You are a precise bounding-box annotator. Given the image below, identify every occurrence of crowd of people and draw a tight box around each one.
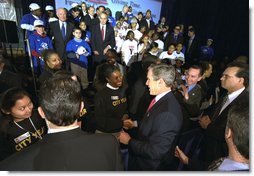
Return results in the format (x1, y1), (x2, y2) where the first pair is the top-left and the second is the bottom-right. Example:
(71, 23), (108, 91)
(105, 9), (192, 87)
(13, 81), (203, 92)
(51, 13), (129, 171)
(0, 2), (249, 171)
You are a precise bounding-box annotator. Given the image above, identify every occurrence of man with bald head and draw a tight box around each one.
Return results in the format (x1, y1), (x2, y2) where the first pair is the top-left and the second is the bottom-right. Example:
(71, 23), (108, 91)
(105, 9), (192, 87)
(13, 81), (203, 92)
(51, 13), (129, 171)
(49, 8), (74, 70)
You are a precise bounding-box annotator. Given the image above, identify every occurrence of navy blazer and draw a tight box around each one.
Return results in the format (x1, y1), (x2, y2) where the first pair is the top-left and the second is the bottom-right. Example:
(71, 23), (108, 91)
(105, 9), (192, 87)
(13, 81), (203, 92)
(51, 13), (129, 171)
(0, 128), (123, 171)
(129, 91), (183, 170)
(49, 20), (74, 60)
(203, 89), (249, 165)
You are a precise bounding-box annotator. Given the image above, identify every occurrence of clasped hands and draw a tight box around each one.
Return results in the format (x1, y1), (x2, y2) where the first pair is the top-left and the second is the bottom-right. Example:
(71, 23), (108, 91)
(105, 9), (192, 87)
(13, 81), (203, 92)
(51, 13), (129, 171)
(118, 115), (135, 144)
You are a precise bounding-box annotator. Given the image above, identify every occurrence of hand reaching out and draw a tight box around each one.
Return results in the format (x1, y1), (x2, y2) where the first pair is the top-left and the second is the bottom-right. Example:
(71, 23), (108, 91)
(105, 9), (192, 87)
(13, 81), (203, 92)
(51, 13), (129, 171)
(175, 146), (189, 165)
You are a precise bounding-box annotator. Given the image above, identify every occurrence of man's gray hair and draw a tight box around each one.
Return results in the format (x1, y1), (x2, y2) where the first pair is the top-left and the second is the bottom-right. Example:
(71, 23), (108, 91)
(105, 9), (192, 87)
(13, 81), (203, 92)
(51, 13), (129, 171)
(149, 64), (175, 87)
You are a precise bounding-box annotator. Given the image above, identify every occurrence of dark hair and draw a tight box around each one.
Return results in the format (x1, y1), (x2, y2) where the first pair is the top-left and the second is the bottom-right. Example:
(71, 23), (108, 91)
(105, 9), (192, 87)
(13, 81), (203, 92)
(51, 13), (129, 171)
(103, 64), (120, 80)
(125, 30), (134, 40)
(81, 2), (87, 7)
(189, 64), (203, 77)
(71, 7), (80, 14)
(227, 61), (249, 87)
(105, 7), (112, 16)
(39, 73), (82, 126)
(53, 70), (75, 78)
(142, 54), (159, 72)
(149, 42), (158, 50)
(42, 49), (59, 62)
(97, 5), (105, 11)
(199, 61), (210, 74)
(138, 12), (143, 16)
(72, 26), (82, 32)
(106, 49), (117, 59)
(0, 87), (31, 114)
(41, 49), (61, 71)
(227, 102), (249, 159)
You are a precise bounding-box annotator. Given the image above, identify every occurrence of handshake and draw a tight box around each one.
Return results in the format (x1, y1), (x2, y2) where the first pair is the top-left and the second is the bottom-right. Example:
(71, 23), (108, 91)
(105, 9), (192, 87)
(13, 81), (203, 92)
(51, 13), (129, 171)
(122, 114), (137, 129)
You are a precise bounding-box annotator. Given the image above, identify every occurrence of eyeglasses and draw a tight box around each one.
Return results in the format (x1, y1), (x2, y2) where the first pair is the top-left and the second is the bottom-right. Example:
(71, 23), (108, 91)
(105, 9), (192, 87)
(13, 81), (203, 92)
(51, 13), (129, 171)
(221, 74), (235, 79)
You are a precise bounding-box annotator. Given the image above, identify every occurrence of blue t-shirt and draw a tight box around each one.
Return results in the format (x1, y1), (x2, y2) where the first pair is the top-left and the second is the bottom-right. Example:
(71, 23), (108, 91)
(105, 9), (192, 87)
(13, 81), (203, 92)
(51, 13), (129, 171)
(66, 38), (91, 68)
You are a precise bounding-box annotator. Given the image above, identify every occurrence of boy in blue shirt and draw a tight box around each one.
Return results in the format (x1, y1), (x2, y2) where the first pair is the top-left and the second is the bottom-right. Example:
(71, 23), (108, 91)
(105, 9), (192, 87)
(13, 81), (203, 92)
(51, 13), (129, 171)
(28, 19), (53, 76)
(66, 27), (91, 90)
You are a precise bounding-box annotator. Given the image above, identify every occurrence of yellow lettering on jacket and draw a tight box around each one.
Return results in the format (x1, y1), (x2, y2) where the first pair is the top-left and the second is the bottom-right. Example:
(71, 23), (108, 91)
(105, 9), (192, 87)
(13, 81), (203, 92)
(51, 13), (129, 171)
(15, 136), (32, 151)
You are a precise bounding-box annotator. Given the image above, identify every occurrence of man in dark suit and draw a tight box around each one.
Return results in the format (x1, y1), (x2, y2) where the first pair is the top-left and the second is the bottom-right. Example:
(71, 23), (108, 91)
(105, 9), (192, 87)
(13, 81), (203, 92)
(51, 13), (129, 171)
(185, 27), (200, 64)
(0, 72), (123, 171)
(174, 65), (204, 132)
(175, 61), (249, 170)
(49, 8), (74, 70)
(164, 24), (184, 50)
(91, 12), (115, 79)
(81, 6), (95, 31)
(119, 64), (183, 171)
(139, 9), (155, 31)
(115, 5), (129, 21)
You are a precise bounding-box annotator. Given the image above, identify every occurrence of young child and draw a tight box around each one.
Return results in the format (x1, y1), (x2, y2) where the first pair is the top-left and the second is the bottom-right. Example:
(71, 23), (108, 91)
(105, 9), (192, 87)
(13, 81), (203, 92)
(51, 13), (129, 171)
(173, 43), (185, 62)
(114, 29), (124, 54)
(159, 43), (177, 65)
(121, 30), (138, 67)
(28, 19), (53, 76)
(66, 27), (91, 90)
(148, 42), (160, 57)
(79, 20), (91, 43)
(137, 35), (150, 61)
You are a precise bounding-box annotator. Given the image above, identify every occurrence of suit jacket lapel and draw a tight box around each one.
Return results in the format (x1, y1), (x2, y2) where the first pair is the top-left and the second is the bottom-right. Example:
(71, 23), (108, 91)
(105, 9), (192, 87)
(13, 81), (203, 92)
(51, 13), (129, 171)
(213, 90), (247, 121)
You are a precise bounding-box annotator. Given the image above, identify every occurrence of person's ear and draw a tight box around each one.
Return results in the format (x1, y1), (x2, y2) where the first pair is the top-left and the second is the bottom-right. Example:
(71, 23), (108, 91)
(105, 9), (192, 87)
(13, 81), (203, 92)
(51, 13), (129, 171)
(1, 108), (10, 115)
(239, 77), (244, 84)
(38, 107), (46, 119)
(225, 127), (232, 140)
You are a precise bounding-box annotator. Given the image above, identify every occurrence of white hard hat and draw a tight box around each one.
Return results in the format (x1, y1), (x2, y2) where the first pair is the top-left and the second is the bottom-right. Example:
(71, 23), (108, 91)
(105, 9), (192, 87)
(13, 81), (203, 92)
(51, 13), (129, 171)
(71, 2), (79, 8)
(45, 5), (54, 11)
(29, 3), (40, 11)
(34, 19), (44, 27)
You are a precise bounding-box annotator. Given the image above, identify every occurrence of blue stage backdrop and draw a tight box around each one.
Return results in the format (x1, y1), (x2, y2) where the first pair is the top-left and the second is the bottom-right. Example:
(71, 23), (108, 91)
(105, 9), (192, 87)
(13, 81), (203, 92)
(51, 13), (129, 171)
(55, 0), (162, 23)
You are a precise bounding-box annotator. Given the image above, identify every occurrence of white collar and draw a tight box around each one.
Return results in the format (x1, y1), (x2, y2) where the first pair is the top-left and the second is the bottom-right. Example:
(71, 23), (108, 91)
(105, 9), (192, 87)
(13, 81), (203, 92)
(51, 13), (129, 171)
(59, 20), (66, 26)
(100, 23), (106, 28)
(155, 90), (171, 103)
(106, 83), (119, 90)
(32, 14), (39, 19)
(228, 87), (245, 103)
(47, 125), (79, 134)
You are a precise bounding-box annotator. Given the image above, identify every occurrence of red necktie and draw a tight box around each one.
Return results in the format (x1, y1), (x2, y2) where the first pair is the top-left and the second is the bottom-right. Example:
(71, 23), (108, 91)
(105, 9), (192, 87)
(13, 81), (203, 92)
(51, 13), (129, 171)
(101, 25), (104, 41)
(147, 98), (156, 112)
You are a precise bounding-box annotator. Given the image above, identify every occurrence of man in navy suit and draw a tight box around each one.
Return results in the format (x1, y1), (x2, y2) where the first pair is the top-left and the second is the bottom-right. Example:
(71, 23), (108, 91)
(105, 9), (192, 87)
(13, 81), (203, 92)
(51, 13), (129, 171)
(175, 61), (249, 170)
(119, 64), (183, 171)
(0, 72), (123, 171)
(91, 11), (115, 79)
(49, 8), (74, 70)
(139, 9), (155, 31)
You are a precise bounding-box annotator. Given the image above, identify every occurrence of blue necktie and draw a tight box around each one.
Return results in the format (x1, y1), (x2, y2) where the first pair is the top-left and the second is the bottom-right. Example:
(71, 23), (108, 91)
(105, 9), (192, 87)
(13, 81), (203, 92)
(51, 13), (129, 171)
(61, 23), (65, 39)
